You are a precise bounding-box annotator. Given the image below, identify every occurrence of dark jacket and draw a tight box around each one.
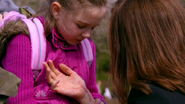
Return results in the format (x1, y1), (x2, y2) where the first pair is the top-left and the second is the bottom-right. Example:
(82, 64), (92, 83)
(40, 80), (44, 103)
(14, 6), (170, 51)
(128, 83), (185, 104)
(0, 67), (21, 104)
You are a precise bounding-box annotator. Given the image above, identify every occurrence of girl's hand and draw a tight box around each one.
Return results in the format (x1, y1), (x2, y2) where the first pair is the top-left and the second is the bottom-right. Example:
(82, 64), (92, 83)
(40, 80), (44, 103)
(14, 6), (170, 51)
(43, 60), (97, 104)
(0, 12), (8, 22)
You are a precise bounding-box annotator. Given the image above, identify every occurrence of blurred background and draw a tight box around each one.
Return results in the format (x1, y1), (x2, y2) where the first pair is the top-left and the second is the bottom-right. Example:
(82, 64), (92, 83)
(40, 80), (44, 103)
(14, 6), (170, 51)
(11, 0), (185, 103)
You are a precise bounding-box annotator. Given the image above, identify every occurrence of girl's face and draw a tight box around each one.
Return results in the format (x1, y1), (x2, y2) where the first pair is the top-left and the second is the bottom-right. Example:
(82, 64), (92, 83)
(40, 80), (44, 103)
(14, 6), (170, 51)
(56, 6), (105, 45)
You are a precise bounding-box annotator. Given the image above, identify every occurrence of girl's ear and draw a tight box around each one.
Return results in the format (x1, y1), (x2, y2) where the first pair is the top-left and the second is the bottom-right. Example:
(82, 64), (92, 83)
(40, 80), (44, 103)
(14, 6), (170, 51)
(52, 2), (62, 20)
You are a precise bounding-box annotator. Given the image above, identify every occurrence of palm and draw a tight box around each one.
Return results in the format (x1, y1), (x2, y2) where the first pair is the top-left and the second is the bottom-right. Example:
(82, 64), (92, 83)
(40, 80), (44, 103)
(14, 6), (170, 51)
(43, 60), (104, 104)
(54, 70), (86, 99)
(43, 60), (86, 100)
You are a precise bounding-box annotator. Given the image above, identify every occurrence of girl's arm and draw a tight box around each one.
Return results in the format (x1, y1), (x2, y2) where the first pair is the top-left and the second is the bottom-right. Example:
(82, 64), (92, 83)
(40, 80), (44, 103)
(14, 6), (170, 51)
(2, 34), (37, 103)
(43, 60), (103, 104)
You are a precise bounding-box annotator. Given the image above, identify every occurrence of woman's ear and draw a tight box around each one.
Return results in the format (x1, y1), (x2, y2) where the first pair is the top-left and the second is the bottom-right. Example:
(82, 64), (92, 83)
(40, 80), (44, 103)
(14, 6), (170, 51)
(52, 2), (62, 20)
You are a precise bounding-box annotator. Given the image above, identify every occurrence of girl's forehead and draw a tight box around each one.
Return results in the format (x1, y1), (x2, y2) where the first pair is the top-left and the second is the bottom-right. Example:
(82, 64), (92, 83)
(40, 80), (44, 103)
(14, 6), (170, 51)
(74, 7), (105, 24)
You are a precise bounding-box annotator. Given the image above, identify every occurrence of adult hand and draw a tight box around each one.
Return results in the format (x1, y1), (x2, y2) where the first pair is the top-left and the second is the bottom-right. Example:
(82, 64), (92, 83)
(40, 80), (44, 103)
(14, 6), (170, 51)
(43, 60), (97, 104)
(95, 98), (104, 104)
(0, 12), (8, 22)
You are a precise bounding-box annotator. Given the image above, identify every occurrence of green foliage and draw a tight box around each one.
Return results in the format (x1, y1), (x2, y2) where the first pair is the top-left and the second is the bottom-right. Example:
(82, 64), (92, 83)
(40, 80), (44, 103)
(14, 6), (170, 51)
(96, 66), (109, 80)
(96, 52), (110, 72)
(95, 51), (110, 81)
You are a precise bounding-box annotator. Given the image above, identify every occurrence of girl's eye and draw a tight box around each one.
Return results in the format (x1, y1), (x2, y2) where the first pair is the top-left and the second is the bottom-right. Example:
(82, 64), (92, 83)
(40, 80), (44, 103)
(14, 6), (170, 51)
(91, 27), (95, 30)
(77, 24), (85, 29)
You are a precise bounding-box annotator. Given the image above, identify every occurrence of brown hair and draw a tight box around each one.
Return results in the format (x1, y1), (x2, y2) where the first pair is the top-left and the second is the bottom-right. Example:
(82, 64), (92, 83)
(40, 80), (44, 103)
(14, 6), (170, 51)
(44, 0), (107, 37)
(109, 0), (185, 103)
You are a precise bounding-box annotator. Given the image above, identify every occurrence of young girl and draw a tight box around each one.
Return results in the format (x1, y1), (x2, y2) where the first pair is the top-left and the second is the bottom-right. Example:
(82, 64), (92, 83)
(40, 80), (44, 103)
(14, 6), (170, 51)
(43, 0), (185, 104)
(0, 0), (107, 103)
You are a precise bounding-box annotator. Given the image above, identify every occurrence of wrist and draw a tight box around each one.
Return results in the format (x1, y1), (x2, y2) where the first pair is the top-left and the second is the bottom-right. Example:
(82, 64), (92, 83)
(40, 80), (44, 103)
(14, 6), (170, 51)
(76, 87), (95, 104)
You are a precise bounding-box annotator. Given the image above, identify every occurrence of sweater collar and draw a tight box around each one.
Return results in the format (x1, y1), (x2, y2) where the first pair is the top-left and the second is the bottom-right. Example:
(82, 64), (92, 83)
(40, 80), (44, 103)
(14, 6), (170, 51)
(51, 28), (77, 50)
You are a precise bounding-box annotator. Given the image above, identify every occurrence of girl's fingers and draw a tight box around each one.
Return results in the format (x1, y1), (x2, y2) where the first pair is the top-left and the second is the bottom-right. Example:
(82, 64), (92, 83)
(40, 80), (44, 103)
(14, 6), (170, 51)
(50, 79), (60, 90)
(43, 62), (55, 84)
(59, 63), (74, 76)
(3, 12), (8, 18)
(0, 12), (8, 22)
(48, 60), (60, 76)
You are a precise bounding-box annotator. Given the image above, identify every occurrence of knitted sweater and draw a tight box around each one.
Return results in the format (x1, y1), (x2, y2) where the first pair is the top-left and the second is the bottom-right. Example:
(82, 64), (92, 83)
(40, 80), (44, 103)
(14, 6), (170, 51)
(2, 17), (104, 104)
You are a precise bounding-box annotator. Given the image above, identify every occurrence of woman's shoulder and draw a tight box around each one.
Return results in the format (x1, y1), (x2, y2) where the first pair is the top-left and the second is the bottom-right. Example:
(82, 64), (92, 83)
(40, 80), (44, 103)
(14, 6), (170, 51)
(128, 83), (185, 104)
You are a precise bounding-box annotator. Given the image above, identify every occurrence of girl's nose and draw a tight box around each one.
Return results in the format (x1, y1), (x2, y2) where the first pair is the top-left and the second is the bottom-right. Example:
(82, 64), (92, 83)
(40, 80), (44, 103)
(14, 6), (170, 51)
(82, 29), (91, 38)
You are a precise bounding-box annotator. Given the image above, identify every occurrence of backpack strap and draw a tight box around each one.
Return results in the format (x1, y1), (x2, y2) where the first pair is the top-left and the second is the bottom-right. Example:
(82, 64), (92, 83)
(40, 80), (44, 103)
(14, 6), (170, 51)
(22, 18), (46, 79)
(81, 38), (93, 68)
(0, 11), (46, 79)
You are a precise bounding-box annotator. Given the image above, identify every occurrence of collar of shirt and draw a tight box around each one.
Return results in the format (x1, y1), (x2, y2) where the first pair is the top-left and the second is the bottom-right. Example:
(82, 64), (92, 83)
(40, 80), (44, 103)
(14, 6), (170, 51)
(51, 29), (77, 51)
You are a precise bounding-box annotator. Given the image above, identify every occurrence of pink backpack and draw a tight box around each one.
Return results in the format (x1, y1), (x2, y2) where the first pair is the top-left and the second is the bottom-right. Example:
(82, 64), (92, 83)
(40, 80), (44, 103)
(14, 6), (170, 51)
(0, 11), (93, 79)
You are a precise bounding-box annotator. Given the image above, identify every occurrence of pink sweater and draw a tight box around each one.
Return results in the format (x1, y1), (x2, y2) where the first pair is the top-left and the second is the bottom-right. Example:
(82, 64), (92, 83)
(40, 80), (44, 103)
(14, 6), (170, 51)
(2, 17), (104, 104)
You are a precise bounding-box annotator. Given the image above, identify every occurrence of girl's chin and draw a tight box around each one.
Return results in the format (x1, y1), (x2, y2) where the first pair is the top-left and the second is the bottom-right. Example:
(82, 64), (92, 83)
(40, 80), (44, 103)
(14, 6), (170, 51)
(67, 41), (79, 45)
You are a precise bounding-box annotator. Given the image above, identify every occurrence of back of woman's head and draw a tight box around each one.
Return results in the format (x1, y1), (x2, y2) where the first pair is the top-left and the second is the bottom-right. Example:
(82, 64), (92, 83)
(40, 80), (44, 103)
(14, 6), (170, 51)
(109, 0), (185, 103)
(44, 0), (107, 36)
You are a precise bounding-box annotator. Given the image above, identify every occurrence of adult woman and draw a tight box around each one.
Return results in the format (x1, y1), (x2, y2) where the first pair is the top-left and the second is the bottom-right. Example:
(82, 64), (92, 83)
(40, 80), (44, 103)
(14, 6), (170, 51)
(109, 0), (185, 103)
